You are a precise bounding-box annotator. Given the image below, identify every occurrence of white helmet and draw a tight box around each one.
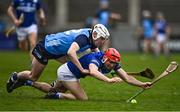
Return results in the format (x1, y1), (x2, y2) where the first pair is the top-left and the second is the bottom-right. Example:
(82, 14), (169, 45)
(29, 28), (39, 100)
(92, 24), (110, 40)
(142, 10), (151, 18)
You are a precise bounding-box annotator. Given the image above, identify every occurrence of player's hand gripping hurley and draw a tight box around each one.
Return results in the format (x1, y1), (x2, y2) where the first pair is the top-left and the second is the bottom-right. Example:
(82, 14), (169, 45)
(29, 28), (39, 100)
(126, 61), (179, 102)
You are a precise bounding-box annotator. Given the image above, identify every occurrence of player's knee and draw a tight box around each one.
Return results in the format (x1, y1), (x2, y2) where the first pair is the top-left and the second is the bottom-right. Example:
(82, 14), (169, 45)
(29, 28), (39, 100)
(19, 43), (28, 51)
(81, 96), (88, 101)
(83, 96), (88, 101)
(30, 77), (38, 81)
(77, 95), (88, 101)
(29, 75), (39, 81)
(19, 44), (25, 50)
(30, 43), (36, 49)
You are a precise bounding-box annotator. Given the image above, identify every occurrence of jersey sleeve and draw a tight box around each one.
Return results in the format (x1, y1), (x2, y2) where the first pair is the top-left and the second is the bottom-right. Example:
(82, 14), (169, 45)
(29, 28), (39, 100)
(74, 34), (89, 48)
(114, 63), (121, 71)
(90, 59), (101, 67)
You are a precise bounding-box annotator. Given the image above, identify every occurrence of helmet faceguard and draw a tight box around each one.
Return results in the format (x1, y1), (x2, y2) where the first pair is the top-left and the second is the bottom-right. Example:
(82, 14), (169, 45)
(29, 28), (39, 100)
(92, 24), (110, 40)
(103, 48), (121, 63)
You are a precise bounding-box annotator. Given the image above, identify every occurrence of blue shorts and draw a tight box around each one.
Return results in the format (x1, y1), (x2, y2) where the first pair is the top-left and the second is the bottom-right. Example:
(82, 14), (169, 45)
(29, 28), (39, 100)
(32, 40), (65, 65)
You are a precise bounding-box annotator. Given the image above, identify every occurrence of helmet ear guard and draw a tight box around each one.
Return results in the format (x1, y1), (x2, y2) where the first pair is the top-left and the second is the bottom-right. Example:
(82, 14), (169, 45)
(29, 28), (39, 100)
(104, 48), (121, 63)
(92, 24), (110, 40)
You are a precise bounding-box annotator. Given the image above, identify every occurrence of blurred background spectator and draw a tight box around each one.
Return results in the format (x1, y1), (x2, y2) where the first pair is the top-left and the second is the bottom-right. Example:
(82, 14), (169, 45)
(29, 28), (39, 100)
(141, 10), (154, 54)
(6, 0), (46, 60)
(154, 12), (171, 57)
(84, 0), (121, 51)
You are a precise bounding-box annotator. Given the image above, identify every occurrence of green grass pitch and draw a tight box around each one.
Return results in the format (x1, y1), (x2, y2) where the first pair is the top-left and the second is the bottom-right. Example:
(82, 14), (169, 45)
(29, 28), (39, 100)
(0, 51), (180, 111)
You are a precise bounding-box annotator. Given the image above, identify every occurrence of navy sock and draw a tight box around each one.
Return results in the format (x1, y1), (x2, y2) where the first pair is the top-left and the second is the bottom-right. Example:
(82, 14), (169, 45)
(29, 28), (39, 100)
(24, 80), (33, 86)
(54, 92), (61, 99)
(50, 92), (61, 99)
(12, 74), (18, 80)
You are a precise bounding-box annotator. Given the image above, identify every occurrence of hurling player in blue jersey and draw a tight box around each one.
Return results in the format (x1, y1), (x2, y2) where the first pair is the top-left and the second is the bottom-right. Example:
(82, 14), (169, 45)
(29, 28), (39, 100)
(14, 48), (151, 100)
(7, 0), (46, 60)
(6, 24), (111, 93)
(154, 12), (171, 57)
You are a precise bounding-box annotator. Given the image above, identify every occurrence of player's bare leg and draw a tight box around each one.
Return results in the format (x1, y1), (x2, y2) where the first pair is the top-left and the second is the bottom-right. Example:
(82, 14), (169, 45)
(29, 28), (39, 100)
(155, 42), (160, 56)
(143, 39), (153, 54)
(25, 79), (75, 99)
(48, 81), (77, 100)
(61, 81), (88, 100)
(143, 39), (148, 53)
(18, 58), (46, 81)
(163, 41), (169, 57)
(52, 80), (68, 93)
(28, 80), (68, 93)
(45, 81), (88, 100)
(6, 58), (46, 93)
(58, 93), (77, 100)
(28, 32), (37, 60)
(18, 39), (29, 51)
(31, 82), (53, 93)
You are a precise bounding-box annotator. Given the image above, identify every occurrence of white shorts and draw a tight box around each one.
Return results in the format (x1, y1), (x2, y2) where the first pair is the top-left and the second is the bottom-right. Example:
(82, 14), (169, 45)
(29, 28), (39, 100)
(57, 63), (79, 82)
(156, 34), (167, 43)
(16, 24), (38, 41)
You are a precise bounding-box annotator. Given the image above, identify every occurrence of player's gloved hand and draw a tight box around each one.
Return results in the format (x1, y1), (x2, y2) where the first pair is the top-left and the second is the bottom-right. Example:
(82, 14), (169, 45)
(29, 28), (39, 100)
(141, 82), (152, 89)
(108, 77), (122, 83)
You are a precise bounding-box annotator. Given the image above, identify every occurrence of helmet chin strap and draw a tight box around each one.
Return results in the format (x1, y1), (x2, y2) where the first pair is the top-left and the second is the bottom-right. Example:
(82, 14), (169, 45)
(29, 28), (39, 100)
(102, 57), (108, 63)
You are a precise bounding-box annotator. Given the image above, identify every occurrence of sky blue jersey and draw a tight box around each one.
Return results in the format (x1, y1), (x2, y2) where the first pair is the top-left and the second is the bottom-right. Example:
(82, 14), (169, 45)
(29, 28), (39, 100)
(44, 28), (97, 55)
(67, 52), (121, 79)
(142, 19), (154, 39)
(96, 9), (110, 28)
(12, 0), (42, 27)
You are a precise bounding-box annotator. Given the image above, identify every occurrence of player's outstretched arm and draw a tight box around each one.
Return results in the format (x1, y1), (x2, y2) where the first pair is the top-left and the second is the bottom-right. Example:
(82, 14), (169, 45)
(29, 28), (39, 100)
(112, 68), (155, 79)
(116, 68), (151, 89)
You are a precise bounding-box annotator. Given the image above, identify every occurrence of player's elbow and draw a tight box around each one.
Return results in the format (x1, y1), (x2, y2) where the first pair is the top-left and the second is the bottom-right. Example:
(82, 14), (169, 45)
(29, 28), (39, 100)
(7, 7), (11, 15)
(67, 49), (74, 57)
(7, 6), (12, 14)
(89, 64), (99, 77)
(89, 69), (96, 76)
(67, 52), (72, 59)
(39, 9), (45, 18)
